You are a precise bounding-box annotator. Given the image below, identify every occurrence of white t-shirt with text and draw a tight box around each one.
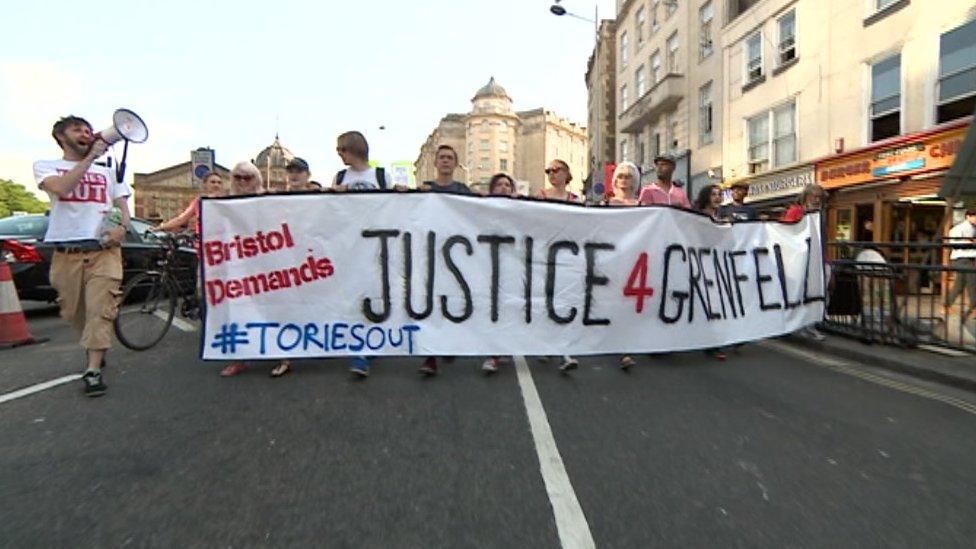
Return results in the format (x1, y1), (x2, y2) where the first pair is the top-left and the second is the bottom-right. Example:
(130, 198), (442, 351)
(33, 159), (132, 242)
(948, 219), (976, 260)
(332, 167), (392, 191)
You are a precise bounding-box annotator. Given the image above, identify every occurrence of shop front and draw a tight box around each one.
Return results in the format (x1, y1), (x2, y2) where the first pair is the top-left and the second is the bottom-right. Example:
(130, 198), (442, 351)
(817, 119), (970, 250)
(740, 164), (816, 218)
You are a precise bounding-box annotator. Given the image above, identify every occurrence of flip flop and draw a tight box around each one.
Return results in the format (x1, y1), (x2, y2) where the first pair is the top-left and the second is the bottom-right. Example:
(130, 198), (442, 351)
(270, 361), (291, 378)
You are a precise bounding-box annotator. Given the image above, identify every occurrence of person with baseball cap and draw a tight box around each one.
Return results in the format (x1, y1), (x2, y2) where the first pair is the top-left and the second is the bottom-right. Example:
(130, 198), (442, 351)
(637, 154), (691, 208)
(718, 181), (758, 221)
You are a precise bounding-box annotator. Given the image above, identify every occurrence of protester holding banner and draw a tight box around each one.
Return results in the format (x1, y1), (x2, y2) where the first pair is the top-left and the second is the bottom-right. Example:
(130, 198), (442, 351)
(693, 184), (726, 221)
(607, 162), (639, 206)
(717, 182), (758, 221)
(420, 145), (473, 194)
(782, 183), (829, 341)
(332, 131), (392, 191)
(34, 115), (132, 397)
(218, 162), (297, 377)
(480, 173), (520, 374)
(536, 159), (581, 373)
(537, 159), (580, 203)
(284, 157), (314, 192)
(637, 155), (691, 208)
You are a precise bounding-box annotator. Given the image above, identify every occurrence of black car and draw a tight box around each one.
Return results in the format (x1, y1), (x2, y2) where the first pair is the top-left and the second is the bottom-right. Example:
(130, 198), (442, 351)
(0, 213), (197, 302)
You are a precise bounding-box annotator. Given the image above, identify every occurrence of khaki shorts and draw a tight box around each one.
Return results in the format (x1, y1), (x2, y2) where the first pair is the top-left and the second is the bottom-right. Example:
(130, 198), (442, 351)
(49, 247), (123, 350)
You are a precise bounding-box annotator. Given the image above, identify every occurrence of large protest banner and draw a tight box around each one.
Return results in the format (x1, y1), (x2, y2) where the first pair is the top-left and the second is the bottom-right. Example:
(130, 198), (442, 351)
(199, 192), (824, 359)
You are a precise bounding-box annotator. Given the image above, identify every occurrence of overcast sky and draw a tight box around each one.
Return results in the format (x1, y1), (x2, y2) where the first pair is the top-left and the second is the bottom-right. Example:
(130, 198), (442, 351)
(1, 0), (616, 199)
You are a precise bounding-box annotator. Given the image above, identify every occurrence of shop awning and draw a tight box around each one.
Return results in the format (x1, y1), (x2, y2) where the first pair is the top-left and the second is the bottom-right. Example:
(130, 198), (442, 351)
(940, 110), (976, 199)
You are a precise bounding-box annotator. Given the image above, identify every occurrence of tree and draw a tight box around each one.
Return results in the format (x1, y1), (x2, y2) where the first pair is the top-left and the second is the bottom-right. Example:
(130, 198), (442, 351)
(0, 179), (50, 218)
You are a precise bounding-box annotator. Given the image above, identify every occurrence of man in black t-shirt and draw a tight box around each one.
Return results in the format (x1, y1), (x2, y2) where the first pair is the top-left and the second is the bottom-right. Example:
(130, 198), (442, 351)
(421, 145), (473, 195)
(717, 182), (758, 221)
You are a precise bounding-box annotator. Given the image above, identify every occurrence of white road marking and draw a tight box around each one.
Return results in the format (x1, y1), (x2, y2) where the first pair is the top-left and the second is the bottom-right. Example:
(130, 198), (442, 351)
(760, 340), (976, 416)
(151, 310), (196, 332)
(0, 374), (82, 405)
(513, 355), (596, 549)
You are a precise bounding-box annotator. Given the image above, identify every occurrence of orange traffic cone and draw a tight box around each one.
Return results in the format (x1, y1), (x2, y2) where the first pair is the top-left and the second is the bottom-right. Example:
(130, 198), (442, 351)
(0, 259), (45, 348)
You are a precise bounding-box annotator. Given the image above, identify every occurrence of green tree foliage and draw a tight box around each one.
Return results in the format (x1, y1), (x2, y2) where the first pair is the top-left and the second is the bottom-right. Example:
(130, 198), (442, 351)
(0, 179), (50, 218)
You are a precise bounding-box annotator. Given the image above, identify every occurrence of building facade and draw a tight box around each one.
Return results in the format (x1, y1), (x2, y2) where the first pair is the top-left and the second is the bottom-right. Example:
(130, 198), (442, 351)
(720, 0), (976, 233)
(612, 0), (726, 197)
(586, 19), (618, 196)
(133, 137), (298, 223)
(416, 78), (589, 195)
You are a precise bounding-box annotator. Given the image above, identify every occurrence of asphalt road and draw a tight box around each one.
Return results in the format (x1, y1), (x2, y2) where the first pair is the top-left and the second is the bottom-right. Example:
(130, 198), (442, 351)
(2, 304), (975, 548)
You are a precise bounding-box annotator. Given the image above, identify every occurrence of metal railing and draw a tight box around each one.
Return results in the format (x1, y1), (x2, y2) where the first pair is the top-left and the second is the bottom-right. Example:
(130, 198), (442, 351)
(824, 241), (976, 353)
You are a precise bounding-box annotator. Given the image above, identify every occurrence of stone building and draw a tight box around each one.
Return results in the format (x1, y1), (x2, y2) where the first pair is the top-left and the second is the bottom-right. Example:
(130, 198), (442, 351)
(586, 19), (618, 197)
(133, 137), (296, 223)
(611, 0), (726, 197)
(415, 78), (589, 195)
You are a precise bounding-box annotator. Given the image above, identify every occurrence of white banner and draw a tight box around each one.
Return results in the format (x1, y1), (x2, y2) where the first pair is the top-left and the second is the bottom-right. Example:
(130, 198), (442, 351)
(200, 193), (825, 359)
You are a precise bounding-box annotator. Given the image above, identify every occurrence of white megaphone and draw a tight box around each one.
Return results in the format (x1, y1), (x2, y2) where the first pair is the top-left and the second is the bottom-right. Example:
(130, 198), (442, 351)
(96, 108), (148, 145)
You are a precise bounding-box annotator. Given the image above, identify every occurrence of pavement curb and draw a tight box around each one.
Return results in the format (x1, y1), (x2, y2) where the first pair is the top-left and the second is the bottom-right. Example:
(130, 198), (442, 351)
(782, 333), (976, 393)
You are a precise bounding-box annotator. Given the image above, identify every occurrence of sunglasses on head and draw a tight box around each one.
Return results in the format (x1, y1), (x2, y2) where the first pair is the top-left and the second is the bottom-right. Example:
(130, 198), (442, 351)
(232, 174), (253, 181)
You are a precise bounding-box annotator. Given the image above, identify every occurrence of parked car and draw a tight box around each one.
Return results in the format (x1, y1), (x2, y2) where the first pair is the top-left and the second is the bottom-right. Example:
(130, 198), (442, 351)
(0, 213), (197, 302)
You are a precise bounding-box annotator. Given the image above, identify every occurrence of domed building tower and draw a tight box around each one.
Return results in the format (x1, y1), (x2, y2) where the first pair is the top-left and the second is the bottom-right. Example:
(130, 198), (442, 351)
(253, 135), (295, 192)
(465, 77), (520, 188)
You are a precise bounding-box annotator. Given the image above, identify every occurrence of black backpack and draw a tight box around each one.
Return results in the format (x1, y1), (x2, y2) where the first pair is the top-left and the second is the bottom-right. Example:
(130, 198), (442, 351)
(335, 167), (387, 189)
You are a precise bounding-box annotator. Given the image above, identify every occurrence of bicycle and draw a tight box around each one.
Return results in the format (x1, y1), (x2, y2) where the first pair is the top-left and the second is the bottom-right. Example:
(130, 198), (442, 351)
(113, 231), (200, 350)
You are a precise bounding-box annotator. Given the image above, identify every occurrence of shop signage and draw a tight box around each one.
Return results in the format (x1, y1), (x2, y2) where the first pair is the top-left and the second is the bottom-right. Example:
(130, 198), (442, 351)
(743, 165), (815, 203)
(817, 124), (967, 189)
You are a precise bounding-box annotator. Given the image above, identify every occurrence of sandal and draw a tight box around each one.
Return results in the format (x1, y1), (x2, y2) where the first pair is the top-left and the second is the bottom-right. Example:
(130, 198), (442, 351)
(620, 356), (635, 370)
(220, 361), (247, 377)
(270, 361), (291, 378)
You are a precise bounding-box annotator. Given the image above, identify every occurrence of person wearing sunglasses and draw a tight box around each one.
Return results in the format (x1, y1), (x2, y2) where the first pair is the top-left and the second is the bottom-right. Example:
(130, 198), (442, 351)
(218, 162), (299, 378)
(606, 162), (639, 206)
(535, 159), (582, 372)
(537, 159), (580, 203)
(331, 131), (392, 191)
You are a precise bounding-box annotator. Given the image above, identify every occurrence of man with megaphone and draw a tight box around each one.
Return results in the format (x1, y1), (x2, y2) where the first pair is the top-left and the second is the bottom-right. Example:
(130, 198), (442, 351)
(33, 115), (135, 398)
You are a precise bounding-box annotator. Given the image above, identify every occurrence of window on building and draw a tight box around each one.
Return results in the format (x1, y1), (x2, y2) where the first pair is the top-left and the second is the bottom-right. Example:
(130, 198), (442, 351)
(876, 0), (899, 10)
(480, 139), (490, 151)
(699, 81), (713, 145)
(500, 158), (508, 171)
(745, 32), (764, 85)
(621, 139), (630, 162)
(729, 0), (760, 21)
(870, 53), (901, 141)
(669, 115), (679, 149)
(667, 33), (679, 73)
(499, 140), (509, 152)
(747, 100), (797, 174)
(480, 120), (490, 132)
(621, 84), (629, 111)
(653, 133), (662, 158)
(638, 139), (646, 166)
(479, 157), (490, 170)
(666, 0), (677, 18)
(651, 50), (662, 83)
(937, 19), (976, 123)
(636, 65), (647, 97)
(747, 114), (769, 174)
(636, 7), (646, 46)
(620, 31), (629, 66)
(773, 102), (796, 166)
(699, 1), (714, 60)
(777, 9), (796, 65)
(651, 0), (660, 33)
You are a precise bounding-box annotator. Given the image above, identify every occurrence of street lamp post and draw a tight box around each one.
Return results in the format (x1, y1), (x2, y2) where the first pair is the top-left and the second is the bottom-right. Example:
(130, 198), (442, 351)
(550, 1), (601, 200)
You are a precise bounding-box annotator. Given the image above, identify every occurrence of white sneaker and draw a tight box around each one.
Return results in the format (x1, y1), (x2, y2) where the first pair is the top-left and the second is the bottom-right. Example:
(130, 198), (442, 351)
(559, 356), (579, 372)
(481, 358), (499, 373)
(805, 326), (826, 341)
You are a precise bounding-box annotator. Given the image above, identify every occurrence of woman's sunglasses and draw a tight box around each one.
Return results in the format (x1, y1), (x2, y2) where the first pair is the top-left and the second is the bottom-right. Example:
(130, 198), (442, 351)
(544, 167), (563, 175)
(232, 174), (253, 181)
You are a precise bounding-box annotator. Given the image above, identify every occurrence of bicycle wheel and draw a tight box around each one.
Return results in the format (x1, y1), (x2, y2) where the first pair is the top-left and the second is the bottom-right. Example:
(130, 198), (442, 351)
(114, 272), (178, 350)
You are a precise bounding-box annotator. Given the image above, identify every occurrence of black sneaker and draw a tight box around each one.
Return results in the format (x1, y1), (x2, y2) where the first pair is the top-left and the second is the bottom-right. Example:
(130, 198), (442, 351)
(82, 370), (107, 397)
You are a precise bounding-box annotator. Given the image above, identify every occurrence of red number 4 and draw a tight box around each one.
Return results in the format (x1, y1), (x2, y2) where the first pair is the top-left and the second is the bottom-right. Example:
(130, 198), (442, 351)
(623, 252), (654, 313)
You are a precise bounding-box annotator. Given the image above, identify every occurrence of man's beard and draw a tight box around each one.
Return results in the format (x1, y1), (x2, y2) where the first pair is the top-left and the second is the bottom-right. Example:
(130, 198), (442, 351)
(67, 139), (93, 158)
